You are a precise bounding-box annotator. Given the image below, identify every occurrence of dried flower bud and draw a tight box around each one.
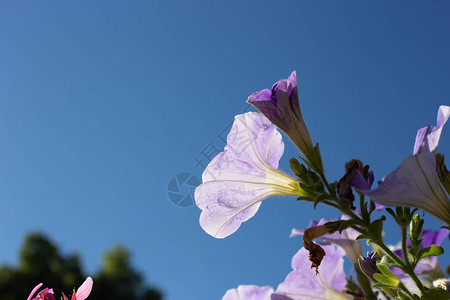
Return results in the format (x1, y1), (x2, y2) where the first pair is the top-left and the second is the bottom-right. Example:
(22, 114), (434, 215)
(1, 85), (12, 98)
(337, 159), (364, 209)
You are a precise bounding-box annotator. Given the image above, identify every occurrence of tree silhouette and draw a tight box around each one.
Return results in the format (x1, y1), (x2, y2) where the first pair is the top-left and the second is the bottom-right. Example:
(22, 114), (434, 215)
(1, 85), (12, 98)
(0, 233), (162, 300)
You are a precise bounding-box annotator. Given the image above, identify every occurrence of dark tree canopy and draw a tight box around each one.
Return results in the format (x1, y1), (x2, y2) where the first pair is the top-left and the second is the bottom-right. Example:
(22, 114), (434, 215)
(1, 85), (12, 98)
(0, 233), (162, 300)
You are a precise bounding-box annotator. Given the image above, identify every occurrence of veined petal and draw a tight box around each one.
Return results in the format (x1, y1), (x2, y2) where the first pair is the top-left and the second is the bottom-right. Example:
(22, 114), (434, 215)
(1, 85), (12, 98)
(272, 245), (350, 300)
(414, 105), (450, 154)
(195, 112), (304, 238)
(75, 277), (93, 300)
(362, 150), (450, 223)
(222, 285), (273, 300)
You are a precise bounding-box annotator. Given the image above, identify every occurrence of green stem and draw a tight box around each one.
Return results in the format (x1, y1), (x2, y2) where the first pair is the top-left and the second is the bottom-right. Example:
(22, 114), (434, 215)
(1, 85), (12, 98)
(376, 241), (425, 295)
(318, 171), (332, 196)
(401, 227), (411, 268)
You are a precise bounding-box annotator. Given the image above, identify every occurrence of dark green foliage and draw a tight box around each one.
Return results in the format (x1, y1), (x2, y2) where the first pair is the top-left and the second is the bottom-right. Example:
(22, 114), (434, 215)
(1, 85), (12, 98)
(90, 245), (162, 300)
(0, 233), (162, 300)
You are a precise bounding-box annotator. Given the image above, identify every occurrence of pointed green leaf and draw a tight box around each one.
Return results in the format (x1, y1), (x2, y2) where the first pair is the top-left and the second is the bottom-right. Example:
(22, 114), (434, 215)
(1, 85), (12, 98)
(313, 194), (328, 208)
(416, 245), (444, 262)
(380, 254), (402, 268)
(368, 216), (386, 241)
(373, 273), (399, 287)
(396, 290), (410, 300)
(338, 219), (361, 233)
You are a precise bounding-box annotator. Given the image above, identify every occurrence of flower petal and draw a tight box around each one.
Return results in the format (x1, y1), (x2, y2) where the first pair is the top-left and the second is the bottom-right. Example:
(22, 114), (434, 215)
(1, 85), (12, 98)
(414, 105), (450, 154)
(362, 150), (450, 223)
(75, 277), (93, 300)
(195, 112), (303, 238)
(222, 285), (274, 300)
(27, 283), (43, 300)
(272, 245), (350, 300)
(247, 71), (314, 157)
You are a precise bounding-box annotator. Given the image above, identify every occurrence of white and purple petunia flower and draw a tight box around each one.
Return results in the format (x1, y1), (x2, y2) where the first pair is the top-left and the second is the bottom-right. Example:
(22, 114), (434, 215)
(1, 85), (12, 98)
(272, 245), (351, 300)
(247, 71), (314, 158)
(222, 285), (274, 300)
(290, 215), (363, 264)
(358, 105), (450, 224)
(195, 112), (305, 238)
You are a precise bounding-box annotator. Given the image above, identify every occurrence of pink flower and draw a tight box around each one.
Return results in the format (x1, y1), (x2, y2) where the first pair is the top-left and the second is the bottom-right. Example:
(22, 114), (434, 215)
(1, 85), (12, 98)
(27, 277), (93, 300)
(27, 284), (56, 300)
(62, 277), (93, 300)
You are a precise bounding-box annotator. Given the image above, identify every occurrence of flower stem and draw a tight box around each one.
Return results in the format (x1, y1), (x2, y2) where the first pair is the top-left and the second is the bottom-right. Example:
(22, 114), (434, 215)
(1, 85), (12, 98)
(375, 240), (425, 295)
(401, 226), (411, 268)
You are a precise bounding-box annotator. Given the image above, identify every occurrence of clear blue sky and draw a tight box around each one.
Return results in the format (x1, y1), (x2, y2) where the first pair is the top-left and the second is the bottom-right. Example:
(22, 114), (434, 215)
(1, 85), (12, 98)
(0, 1), (449, 299)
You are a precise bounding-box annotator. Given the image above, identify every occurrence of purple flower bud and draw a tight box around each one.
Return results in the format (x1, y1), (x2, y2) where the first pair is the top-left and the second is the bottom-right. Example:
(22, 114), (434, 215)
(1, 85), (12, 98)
(247, 71), (314, 157)
(358, 252), (381, 282)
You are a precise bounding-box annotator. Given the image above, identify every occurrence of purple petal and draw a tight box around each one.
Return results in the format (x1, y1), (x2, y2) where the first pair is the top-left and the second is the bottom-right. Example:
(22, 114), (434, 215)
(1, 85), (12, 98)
(195, 112), (300, 238)
(196, 181), (266, 238)
(421, 228), (449, 248)
(360, 150), (450, 223)
(247, 71), (313, 155)
(273, 245), (349, 300)
(349, 170), (374, 191)
(223, 285), (274, 300)
(413, 105), (450, 154)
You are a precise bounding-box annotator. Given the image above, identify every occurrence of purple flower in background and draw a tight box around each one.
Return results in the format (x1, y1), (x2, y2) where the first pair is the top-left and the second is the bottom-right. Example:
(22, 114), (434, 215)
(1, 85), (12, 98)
(222, 285), (274, 300)
(272, 245), (351, 300)
(247, 71), (314, 157)
(195, 112), (305, 238)
(392, 228), (449, 278)
(290, 215), (363, 264)
(414, 106), (450, 155)
(359, 106), (450, 224)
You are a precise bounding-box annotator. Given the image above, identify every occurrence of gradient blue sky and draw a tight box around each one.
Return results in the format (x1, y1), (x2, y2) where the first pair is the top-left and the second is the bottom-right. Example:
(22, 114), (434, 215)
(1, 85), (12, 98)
(0, 1), (449, 299)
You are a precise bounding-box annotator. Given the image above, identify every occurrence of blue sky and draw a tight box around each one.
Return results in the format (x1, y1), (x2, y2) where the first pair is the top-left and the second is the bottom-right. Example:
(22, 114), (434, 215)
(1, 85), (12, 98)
(0, 1), (449, 299)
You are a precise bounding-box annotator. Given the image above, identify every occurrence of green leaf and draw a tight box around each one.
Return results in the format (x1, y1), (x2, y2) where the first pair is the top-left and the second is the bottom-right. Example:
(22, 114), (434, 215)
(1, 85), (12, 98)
(385, 208), (398, 223)
(377, 263), (397, 279)
(397, 290), (411, 300)
(416, 245), (444, 262)
(338, 219), (361, 233)
(296, 196), (314, 202)
(380, 254), (402, 268)
(368, 216), (386, 241)
(289, 157), (302, 178)
(356, 234), (367, 240)
(369, 200), (376, 214)
(373, 273), (399, 287)
(313, 194), (329, 209)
